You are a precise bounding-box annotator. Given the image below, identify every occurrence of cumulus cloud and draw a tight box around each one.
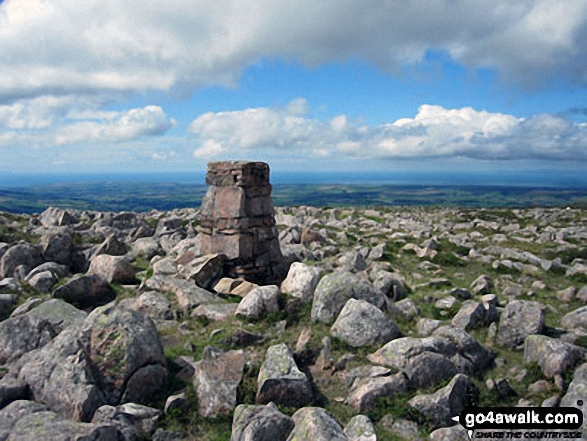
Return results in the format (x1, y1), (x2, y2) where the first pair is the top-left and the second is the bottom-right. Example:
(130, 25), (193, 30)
(189, 100), (587, 161)
(1, 0), (586, 101)
(0, 99), (174, 148)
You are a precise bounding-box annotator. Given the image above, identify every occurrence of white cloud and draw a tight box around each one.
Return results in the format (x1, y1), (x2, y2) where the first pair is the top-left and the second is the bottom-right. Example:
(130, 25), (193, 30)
(1, 0), (586, 101)
(54, 106), (174, 145)
(193, 139), (225, 158)
(188, 100), (587, 161)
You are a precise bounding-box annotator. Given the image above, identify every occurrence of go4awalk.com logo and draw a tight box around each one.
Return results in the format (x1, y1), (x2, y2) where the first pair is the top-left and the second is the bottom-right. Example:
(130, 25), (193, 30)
(452, 405), (584, 439)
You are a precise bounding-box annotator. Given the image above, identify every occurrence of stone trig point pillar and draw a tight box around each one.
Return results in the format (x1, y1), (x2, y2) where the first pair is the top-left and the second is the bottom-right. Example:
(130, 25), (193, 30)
(195, 161), (286, 285)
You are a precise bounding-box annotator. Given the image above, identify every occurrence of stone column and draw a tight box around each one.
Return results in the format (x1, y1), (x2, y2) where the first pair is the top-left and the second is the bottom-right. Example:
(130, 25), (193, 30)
(195, 161), (285, 285)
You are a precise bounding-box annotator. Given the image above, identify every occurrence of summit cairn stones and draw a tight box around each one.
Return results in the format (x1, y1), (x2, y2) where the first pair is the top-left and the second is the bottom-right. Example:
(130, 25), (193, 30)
(195, 161), (286, 285)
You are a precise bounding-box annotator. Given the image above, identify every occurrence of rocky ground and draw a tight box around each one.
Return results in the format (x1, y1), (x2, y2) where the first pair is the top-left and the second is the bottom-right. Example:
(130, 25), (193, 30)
(0, 205), (586, 440)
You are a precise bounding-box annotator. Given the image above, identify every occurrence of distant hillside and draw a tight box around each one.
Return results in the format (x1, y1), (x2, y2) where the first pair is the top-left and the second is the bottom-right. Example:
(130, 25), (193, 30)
(1, 181), (587, 213)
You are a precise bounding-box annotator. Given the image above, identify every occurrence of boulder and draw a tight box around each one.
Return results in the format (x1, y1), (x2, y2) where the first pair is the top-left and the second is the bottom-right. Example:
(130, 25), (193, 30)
(561, 306), (587, 330)
(560, 363), (587, 438)
(144, 275), (221, 311)
(193, 346), (245, 418)
(235, 285), (280, 320)
(231, 402), (294, 441)
(470, 275), (491, 295)
(372, 271), (405, 302)
(0, 314), (57, 364)
(408, 374), (476, 428)
(338, 251), (367, 272)
(0, 243), (43, 279)
(287, 407), (348, 441)
(25, 270), (57, 293)
(257, 344), (313, 407)
(496, 300), (546, 348)
(0, 400), (49, 440)
(151, 257), (178, 277)
(16, 304), (168, 421)
(6, 408), (123, 440)
(367, 336), (454, 371)
(523, 335), (585, 378)
(192, 303), (238, 322)
(39, 207), (78, 227)
(132, 237), (164, 260)
(429, 424), (470, 441)
(91, 402), (161, 439)
(347, 372), (409, 412)
(451, 300), (490, 330)
(405, 352), (459, 390)
(330, 298), (400, 348)
(24, 298), (87, 333)
(312, 271), (385, 323)
(280, 262), (322, 303)
(38, 230), (74, 267)
(52, 274), (116, 309)
(177, 253), (226, 290)
(432, 326), (495, 376)
(129, 291), (174, 320)
(92, 234), (128, 257)
(88, 255), (136, 284)
(344, 415), (376, 441)
(388, 298), (419, 321)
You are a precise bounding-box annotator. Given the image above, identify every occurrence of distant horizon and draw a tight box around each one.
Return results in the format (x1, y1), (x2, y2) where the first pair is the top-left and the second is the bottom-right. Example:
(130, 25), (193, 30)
(0, 169), (586, 189)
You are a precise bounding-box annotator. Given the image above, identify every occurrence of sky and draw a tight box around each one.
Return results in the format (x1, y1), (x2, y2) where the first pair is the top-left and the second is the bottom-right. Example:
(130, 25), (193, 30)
(1, 0), (587, 185)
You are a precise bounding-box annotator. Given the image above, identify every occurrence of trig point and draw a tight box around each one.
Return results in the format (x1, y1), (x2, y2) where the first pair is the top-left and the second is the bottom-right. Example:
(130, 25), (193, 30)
(195, 161), (286, 284)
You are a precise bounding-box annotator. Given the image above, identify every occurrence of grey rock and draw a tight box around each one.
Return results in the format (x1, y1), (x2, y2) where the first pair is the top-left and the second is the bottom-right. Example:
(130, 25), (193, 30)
(132, 237), (164, 260)
(92, 234), (128, 257)
(338, 251), (367, 272)
(496, 300), (546, 348)
(432, 326), (495, 376)
(231, 402), (294, 441)
(451, 300), (489, 330)
(257, 344), (313, 407)
(177, 253), (226, 290)
(0, 314), (56, 364)
(0, 278), (20, 294)
(191, 303), (238, 322)
(280, 262), (322, 303)
(25, 298), (87, 333)
(52, 274), (116, 309)
(312, 271), (385, 323)
(92, 402), (161, 437)
(152, 257), (178, 277)
(367, 336), (454, 371)
(524, 335), (584, 378)
(17, 304), (167, 421)
(561, 306), (587, 330)
(0, 400), (48, 441)
(372, 271), (405, 302)
(417, 318), (444, 336)
(577, 285), (587, 303)
(25, 270), (57, 293)
(38, 230), (74, 266)
(130, 291), (174, 320)
(235, 285), (280, 320)
(9, 297), (43, 318)
(39, 207), (78, 227)
(560, 362), (587, 438)
(164, 392), (189, 414)
(344, 415), (376, 441)
(429, 425), (470, 441)
(331, 299), (400, 348)
(0, 243), (43, 279)
(347, 372), (409, 412)
(193, 346), (245, 418)
(287, 407), (348, 441)
(144, 275), (221, 311)
(470, 275), (491, 295)
(88, 254), (136, 284)
(389, 298), (420, 321)
(408, 374), (476, 428)
(7, 409), (123, 440)
(405, 352), (459, 390)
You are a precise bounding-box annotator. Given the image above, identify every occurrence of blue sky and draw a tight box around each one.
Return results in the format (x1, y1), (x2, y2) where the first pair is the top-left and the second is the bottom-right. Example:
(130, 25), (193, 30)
(1, 0), (586, 184)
